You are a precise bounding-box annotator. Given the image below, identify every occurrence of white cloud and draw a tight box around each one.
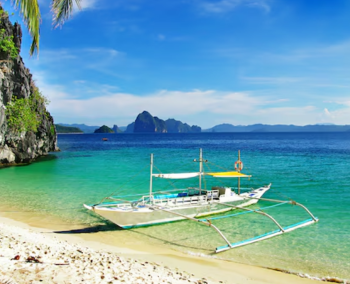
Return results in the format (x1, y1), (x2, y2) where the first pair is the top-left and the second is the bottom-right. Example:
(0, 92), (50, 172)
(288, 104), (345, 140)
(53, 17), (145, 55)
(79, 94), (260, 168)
(324, 108), (332, 117)
(79, 0), (98, 10)
(32, 75), (337, 127)
(241, 76), (305, 85)
(201, 0), (270, 14)
(158, 34), (166, 41)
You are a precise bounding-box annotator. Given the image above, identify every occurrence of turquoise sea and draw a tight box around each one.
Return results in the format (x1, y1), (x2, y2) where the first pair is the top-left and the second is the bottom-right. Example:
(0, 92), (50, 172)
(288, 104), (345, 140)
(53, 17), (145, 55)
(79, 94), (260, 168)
(0, 132), (349, 281)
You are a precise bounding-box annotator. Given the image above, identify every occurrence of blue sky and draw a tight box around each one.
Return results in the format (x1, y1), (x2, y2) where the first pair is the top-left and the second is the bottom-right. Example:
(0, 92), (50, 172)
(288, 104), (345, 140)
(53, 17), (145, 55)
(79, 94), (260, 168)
(3, 0), (350, 128)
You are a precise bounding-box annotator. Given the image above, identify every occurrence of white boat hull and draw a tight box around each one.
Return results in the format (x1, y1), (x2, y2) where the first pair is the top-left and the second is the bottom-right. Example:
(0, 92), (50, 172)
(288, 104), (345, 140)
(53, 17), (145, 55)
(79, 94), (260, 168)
(84, 185), (270, 228)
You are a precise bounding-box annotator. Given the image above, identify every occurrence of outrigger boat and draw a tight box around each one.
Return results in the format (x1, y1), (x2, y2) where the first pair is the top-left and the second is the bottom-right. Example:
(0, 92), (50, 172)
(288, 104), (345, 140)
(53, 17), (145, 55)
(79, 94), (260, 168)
(84, 150), (318, 253)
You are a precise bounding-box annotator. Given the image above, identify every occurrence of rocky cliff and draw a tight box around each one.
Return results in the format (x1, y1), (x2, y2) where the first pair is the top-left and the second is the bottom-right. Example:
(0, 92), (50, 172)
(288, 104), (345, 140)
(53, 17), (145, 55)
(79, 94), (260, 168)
(133, 111), (201, 133)
(165, 119), (201, 133)
(134, 111), (167, 133)
(124, 122), (135, 133)
(112, 124), (123, 133)
(0, 7), (58, 167)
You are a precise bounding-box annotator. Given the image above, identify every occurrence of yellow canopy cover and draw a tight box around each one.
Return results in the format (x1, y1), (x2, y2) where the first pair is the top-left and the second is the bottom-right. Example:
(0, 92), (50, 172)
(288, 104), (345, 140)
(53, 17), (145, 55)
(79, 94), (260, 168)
(205, 171), (251, 178)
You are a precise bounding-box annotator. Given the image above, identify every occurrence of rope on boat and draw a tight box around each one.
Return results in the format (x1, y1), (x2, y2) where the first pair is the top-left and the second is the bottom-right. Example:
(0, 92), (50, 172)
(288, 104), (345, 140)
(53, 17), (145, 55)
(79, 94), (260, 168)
(199, 202), (288, 222)
(97, 163), (149, 205)
(153, 164), (180, 192)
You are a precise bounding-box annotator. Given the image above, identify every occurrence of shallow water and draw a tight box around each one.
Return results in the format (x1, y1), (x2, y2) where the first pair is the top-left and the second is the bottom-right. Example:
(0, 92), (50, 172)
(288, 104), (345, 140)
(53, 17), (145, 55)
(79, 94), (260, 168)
(0, 132), (349, 280)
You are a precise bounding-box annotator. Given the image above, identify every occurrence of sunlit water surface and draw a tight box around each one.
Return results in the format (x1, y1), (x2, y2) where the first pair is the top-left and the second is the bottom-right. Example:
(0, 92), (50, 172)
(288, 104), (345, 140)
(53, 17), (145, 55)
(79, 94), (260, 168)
(0, 133), (349, 280)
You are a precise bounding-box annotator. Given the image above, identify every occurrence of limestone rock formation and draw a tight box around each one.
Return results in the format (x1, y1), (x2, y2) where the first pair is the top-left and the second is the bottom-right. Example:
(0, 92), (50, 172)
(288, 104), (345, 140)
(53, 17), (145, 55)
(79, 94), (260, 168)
(165, 119), (201, 133)
(134, 111), (167, 133)
(112, 124), (123, 133)
(124, 122), (135, 133)
(133, 112), (201, 133)
(0, 7), (58, 167)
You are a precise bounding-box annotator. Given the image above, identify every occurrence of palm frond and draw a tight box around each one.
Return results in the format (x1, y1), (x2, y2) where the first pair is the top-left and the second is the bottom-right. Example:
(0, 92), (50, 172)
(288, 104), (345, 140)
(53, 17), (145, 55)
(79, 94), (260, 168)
(52, 0), (81, 28)
(12, 0), (41, 55)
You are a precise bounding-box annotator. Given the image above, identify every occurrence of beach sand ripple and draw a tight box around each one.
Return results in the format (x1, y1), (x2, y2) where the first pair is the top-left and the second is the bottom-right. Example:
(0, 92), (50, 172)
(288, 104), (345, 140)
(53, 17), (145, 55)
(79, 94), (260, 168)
(0, 222), (205, 284)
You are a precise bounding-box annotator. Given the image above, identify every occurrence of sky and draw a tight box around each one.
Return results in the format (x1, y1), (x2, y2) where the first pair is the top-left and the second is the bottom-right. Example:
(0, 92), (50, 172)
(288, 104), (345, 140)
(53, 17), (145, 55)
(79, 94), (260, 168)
(2, 0), (350, 129)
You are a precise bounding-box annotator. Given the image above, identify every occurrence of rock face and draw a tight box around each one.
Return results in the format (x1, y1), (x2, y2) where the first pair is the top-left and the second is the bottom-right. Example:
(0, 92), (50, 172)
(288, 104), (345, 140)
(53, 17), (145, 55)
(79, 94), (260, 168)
(124, 122), (135, 133)
(134, 111), (167, 133)
(0, 7), (58, 167)
(165, 119), (201, 133)
(112, 124), (123, 133)
(133, 111), (201, 133)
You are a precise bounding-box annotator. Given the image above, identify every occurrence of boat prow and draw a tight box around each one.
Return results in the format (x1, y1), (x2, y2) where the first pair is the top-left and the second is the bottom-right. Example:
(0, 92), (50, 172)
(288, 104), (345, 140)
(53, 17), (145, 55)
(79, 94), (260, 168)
(83, 204), (93, 210)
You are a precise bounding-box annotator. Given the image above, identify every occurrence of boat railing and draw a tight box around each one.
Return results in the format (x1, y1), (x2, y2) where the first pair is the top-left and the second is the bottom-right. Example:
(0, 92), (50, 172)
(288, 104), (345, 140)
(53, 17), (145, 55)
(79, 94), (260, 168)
(136, 189), (222, 207)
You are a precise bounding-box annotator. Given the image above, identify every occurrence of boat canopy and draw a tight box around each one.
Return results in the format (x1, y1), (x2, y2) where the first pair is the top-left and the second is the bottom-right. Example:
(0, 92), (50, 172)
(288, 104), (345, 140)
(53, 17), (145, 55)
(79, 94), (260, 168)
(153, 171), (251, 179)
(205, 171), (251, 178)
(153, 172), (201, 179)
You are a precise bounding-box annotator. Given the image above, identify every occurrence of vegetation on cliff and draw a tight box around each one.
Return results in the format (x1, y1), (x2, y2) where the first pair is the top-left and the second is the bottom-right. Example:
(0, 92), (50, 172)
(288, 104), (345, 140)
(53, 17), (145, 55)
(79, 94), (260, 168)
(7, 0), (81, 55)
(0, 27), (18, 59)
(0, 7), (57, 166)
(6, 87), (49, 133)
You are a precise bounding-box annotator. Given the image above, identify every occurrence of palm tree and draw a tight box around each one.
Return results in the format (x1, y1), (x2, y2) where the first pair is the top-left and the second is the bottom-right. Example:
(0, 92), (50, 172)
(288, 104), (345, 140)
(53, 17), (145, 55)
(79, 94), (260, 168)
(12, 0), (81, 55)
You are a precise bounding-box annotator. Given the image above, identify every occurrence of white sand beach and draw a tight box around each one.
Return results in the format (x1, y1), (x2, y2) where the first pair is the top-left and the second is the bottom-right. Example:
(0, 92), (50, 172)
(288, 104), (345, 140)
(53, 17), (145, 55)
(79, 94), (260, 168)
(0, 215), (328, 284)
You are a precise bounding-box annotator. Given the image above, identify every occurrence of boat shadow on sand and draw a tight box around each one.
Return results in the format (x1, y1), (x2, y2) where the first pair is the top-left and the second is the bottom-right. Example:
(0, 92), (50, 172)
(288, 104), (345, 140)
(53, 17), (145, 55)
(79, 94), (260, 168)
(51, 221), (215, 253)
(52, 222), (122, 234)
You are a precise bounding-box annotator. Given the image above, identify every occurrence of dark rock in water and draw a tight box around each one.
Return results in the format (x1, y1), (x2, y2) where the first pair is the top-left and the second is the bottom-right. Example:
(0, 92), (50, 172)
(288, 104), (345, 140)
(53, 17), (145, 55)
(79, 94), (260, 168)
(94, 125), (114, 133)
(0, 6), (58, 167)
(153, 116), (167, 133)
(165, 118), (201, 133)
(191, 125), (201, 133)
(124, 122), (135, 133)
(134, 111), (167, 133)
(112, 124), (123, 133)
(131, 112), (201, 133)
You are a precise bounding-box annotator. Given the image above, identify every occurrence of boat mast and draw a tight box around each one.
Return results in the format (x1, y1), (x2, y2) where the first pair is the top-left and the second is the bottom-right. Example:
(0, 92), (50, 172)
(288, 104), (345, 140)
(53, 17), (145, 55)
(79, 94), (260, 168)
(200, 148), (203, 189)
(238, 150), (241, 195)
(150, 153), (153, 198)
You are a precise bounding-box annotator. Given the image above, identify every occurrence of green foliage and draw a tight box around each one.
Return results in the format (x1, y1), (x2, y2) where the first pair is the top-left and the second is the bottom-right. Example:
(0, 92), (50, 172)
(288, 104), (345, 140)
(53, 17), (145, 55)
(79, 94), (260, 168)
(6, 96), (38, 133)
(50, 125), (55, 136)
(0, 29), (18, 59)
(5, 87), (49, 133)
(0, 10), (9, 18)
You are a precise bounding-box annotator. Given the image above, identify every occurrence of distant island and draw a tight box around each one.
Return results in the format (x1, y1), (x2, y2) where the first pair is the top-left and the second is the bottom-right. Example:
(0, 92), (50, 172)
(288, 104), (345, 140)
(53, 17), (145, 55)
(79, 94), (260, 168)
(131, 111), (201, 133)
(94, 125), (114, 133)
(58, 111), (201, 134)
(55, 125), (83, 134)
(57, 114), (350, 134)
(203, 123), (350, 132)
(57, 123), (100, 133)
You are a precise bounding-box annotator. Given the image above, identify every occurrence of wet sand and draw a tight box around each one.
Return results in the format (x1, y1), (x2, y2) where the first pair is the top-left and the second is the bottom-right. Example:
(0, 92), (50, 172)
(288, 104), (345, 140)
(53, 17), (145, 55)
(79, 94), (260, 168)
(0, 213), (324, 284)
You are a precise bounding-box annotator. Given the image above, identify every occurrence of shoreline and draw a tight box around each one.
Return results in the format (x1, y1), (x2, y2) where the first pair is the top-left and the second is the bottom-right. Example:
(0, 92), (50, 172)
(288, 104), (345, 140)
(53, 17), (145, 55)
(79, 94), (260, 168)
(0, 214), (333, 284)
